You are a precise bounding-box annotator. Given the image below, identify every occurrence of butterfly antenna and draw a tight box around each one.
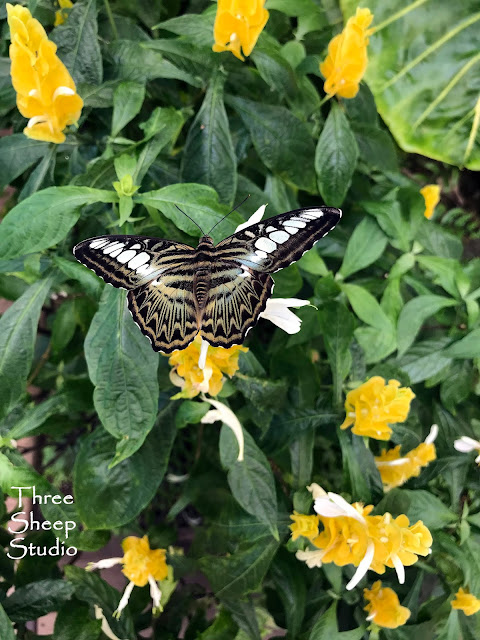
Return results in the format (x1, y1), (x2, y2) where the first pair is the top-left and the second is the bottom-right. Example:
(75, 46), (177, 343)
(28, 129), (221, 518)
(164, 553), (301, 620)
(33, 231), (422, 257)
(207, 195), (251, 235)
(175, 205), (205, 234)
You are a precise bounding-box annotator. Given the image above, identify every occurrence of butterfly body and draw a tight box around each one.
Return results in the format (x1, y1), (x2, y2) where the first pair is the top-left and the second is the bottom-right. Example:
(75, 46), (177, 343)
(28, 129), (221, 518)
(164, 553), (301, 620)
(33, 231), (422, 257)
(74, 206), (341, 353)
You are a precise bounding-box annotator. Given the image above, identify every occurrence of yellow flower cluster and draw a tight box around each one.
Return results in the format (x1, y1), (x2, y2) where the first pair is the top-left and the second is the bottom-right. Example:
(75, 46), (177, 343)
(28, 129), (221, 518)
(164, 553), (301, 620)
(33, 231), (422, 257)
(122, 535), (168, 587)
(341, 377), (415, 441)
(452, 587), (480, 616)
(364, 581), (411, 628)
(375, 440), (436, 491)
(54, 0), (73, 27)
(291, 487), (432, 590)
(213, 0), (269, 61)
(7, 3), (83, 143)
(420, 184), (441, 220)
(168, 334), (247, 398)
(320, 7), (373, 99)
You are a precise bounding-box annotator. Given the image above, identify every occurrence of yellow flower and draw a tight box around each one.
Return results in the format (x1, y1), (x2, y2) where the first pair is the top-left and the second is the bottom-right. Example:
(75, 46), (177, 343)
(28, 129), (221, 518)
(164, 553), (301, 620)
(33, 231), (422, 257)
(212, 0), (269, 61)
(340, 377), (415, 441)
(320, 7), (373, 99)
(86, 535), (171, 618)
(452, 587), (480, 616)
(290, 512), (320, 541)
(292, 487), (432, 590)
(168, 334), (247, 398)
(420, 184), (441, 220)
(375, 425), (438, 491)
(54, 0), (73, 27)
(7, 3), (83, 143)
(364, 581), (411, 628)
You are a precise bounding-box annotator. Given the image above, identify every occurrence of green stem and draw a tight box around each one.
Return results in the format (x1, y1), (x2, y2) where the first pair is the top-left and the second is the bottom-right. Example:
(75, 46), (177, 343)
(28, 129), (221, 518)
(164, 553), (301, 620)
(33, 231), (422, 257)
(319, 93), (333, 107)
(103, 0), (118, 40)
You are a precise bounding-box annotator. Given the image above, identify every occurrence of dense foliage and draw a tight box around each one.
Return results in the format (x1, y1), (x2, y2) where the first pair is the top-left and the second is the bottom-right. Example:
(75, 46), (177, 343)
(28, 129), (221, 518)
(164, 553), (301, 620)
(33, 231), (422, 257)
(0, 0), (479, 638)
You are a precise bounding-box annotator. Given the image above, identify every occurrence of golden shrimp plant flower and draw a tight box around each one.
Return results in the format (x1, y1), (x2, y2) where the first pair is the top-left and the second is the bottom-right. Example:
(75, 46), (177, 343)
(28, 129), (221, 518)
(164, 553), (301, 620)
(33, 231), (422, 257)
(291, 485), (432, 590)
(420, 184), (441, 219)
(86, 535), (170, 618)
(340, 377), (415, 441)
(452, 587), (480, 616)
(7, 3), (83, 143)
(363, 581), (411, 628)
(375, 424), (438, 491)
(213, 0), (269, 61)
(54, 0), (73, 26)
(320, 7), (373, 99)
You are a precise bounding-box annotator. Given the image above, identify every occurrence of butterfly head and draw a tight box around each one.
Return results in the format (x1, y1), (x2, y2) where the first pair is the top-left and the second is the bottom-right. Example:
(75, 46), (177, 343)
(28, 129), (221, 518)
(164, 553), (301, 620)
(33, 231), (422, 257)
(197, 235), (215, 249)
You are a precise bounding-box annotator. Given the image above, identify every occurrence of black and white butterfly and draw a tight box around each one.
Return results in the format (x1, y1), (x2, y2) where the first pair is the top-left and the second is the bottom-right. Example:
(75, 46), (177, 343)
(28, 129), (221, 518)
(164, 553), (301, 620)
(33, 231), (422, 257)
(73, 206), (341, 353)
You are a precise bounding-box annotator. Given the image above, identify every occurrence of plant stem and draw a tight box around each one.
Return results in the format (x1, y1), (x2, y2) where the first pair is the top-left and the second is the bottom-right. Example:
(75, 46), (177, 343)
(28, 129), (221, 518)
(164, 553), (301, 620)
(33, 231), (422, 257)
(103, 0), (118, 40)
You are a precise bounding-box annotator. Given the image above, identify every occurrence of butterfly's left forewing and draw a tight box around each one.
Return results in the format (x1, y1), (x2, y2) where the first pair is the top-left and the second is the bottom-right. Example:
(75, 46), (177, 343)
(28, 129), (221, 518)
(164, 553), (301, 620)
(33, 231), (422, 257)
(215, 206), (341, 273)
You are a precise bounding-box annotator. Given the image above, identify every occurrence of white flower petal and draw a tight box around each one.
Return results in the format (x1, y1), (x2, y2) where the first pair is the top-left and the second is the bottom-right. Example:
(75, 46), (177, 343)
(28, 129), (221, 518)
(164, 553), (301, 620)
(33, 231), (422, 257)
(198, 338), (209, 370)
(259, 298), (311, 334)
(295, 549), (325, 568)
(94, 605), (127, 640)
(113, 581), (135, 619)
(53, 85), (75, 100)
(346, 541), (375, 590)
(307, 483), (326, 500)
(313, 498), (349, 519)
(201, 396), (244, 461)
(235, 204), (267, 232)
(375, 458), (410, 468)
(27, 115), (48, 128)
(86, 557), (123, 571)
(392, 553), (405, 584)
(454, 436), (480, 453)
(476, 453), (480, 464)
(148, 574), (163, 614)
(425, 424), (439, 444)
(327, 492), (366, 525)
(198, 366), (212, 393)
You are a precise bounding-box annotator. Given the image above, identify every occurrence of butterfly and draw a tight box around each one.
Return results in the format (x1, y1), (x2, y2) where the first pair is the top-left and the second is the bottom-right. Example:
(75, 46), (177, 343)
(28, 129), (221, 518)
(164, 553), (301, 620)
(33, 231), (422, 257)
(73, 206), (341, 353)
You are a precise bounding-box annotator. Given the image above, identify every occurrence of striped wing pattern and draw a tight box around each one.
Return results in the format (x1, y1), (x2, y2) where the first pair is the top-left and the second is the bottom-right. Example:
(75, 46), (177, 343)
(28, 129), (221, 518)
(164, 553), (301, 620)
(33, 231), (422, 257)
(200, 262), (273, 347)
(216, 207), (341, 273)
(73, 206), (341, 353)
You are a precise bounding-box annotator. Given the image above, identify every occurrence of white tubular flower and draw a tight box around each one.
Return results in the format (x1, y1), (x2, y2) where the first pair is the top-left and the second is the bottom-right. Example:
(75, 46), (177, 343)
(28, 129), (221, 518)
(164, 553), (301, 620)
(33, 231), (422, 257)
(94, 606), (127, 640)
(454, 436), (480, 464)
(86, 557), (123, 571)
(259, 298), (311, 334)
(425, 423), (439, 444)
(314, 491), (367, 526)
(201, 395), (244, 461)
(198, 337), (210, 370)
(113, 581), (135, 619)
(148, 574), (163, 615)
(235, 204), (267, 232)
(346, 541), (375, 591)
(295, 549), (326, 568)
(307, 483), (327, 500)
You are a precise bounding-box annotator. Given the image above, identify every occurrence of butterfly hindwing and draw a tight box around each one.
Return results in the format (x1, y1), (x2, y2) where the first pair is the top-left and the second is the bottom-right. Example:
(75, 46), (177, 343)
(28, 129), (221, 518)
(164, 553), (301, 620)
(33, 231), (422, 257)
(73, 235), (194, 290)
(215, 207), (341, 272)
(200, 261), (273, 348)
(127, 265), (198, 353)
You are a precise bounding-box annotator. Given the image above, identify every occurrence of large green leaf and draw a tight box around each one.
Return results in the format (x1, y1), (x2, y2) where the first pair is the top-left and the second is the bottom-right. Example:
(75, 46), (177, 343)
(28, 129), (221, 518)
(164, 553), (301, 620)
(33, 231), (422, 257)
(0, 187), (117, 260)
(397, 295), (457, 356)
(2, 579), (74, 622)
(73, 406), (176, 528)
(111, 81), (146, 137)
(54, 600), (102, 640)
(182, 72), (237, 205)
(339, 217), (387, 279)
(0, 135), (50, 190)
(84, 287), (159, 463)
(0, 603), (15, 640)
(0, 277), (53, 420)
(344, 0), (480, 169)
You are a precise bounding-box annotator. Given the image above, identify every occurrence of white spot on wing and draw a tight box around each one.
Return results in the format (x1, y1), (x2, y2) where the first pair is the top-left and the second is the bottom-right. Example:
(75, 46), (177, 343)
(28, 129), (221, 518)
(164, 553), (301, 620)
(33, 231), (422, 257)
(269, 230), (289, 244)
(255, 249), (268, 258)
(130, 244), (141, 249)
(103, 242), (125, 254)
(109, 247), (125, 258)
(90, 239), (109, 248)
(128, 252), (150, 269)
(255, 237), (276, 253)
(117, 249), (137, 263)
(136, 263), (155, 276)
(284, 225), (299, 234)
(284, 219), (306, 228)
(266, 226), (276, 232)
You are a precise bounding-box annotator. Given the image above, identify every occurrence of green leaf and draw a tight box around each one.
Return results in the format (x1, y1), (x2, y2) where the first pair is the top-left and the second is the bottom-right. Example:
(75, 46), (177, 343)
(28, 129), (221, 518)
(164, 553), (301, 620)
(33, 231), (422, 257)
(2, 579), (74, 622)
(351, 122), (398, 170)
(228, 96), (316, 192)
(395, 337), (453, 384)
(362, 199), (411, 252)
(440, 361), (473, 413)
(0, 277), (53, 420)
(53, 600), (102, 640)
(251, 37), (297, 97)
(397, 295), (457, 356)
(200, 535), (279, 599)
(84, 287), (159, 462)
(52, 0), (102, 85)
(198, 609), (239, 640)
(341, 283), (393, 331)
(315, 102), (358, 207)
(376, 489), (457, 530)
(220, 426), (279, 540)
(4, 394), (67, 439)
(0, 135), (50, 191)
(269, 550), (306, 638)
(0, 603), (15, 640)
(318, 302), (355, 403)
(51, 299), (77, 354)
(345, 0), (480, 168)
(222, 598), (260, 640)
(290, 429), (314, 490)
(175, 400), (209, 429)
(54, 257), (104, 299)
(64, 566), (135, 640)
(136, 183), (240, 243)
(154, 12), (215, 47)
(74, 407), (176, 529)
(309, 602), (365, 639)
(182, 72), (237, 205)
(339, 217), (387, 278)
(0, 187), (117, 260)
(444, 329), (480, 359)
(111, 81), (146, 137)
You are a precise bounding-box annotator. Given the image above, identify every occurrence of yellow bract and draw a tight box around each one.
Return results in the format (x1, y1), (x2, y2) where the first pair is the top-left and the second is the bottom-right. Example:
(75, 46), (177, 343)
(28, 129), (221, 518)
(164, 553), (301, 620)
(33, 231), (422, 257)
(289, 512), (320, 541)
(452, 587), (480, 616)
(7, 3), (83, 143)
(320, 7), (373, 99)
(213, 0), (269, 61)
(364, 581), (411, 628)
(340, 377), (415, 441)
(121, 535), (169, 588)
(54, 0), (73, 27)
(375, 442), (436, 491)
(168, 334), (247, 398)
(420, 184), (441, 220)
